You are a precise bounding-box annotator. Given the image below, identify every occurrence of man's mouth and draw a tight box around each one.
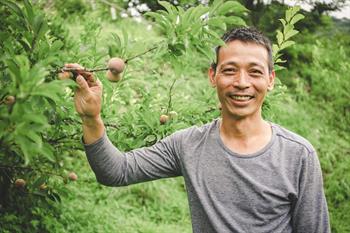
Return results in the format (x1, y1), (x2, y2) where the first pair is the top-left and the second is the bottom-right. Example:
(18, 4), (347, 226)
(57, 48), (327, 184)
(228, 94), (254, 101)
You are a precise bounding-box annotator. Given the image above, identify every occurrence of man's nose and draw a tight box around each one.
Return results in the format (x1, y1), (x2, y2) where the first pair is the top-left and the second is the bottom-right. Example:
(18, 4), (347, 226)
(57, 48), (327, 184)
(233, 71), (250, 89)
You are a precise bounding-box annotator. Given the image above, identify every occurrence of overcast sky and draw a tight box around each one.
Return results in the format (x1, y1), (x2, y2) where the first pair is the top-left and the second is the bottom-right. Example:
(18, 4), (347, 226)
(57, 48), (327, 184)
(283, 0), (350, 19)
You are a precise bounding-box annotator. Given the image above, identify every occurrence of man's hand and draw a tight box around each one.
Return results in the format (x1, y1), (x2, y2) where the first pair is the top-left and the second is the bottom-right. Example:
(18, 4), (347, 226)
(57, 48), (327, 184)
(65, 63), (105, 144)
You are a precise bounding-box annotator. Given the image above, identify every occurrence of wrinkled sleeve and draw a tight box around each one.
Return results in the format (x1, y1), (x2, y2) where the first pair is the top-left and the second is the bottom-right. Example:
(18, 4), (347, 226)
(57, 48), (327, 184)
(292, 151), (330, 233)
(83, 131), (182, 187)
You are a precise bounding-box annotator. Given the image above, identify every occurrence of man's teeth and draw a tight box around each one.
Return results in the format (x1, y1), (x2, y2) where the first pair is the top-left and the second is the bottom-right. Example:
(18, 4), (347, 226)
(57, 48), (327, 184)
(230, 95), (252, 100)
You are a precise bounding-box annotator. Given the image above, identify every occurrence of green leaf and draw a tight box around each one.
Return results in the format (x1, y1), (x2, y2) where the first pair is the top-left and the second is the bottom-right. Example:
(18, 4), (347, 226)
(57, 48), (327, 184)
(272, 44), (279, 58)
(275, 58), (286, 63)
(284, 29), (299, 41)
(280, 40), (295, 50)
(26, 131), (43, 146)
(224, 16), (246, 26)
(210, 0), (224, 15)
(290, 13), (304, 25)
(285, 8), (292, 22)
(279, 19), (286, 27)
(283, 24), (293, 37)
(32, 176), (48, 189)
(15, 135), (32, 165)
(158, 0), (176, 21)
(50, 40), (64, 52)
(2, 0), (25, 19)
(23, 0), (34, 26)
(33, 14), (48, 41)
(208, 17), (227, 31)
(291, 6), (301, 18)
(41, 144), (55, 162)
(31, 80), (67, 102)
(274, 64), (285, 71)
(276, 30), (283, 46)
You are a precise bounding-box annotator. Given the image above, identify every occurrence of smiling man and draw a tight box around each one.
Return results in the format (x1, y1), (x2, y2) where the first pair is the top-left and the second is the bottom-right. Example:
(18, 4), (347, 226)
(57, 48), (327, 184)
(72, 27), (330, 233)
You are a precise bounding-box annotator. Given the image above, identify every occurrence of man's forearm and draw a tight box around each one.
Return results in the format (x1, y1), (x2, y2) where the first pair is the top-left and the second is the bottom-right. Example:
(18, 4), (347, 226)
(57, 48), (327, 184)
(82, 116), (105, 144)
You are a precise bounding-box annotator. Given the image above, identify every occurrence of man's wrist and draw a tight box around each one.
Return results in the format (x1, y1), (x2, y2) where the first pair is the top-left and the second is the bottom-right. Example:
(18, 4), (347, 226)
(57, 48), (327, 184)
(82, 115), (103, 128)
(81, 115), (105, 145)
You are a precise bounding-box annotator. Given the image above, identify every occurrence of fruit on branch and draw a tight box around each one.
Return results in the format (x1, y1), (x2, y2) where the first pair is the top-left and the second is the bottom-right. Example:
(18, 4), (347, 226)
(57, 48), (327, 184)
(58, 71), (73, 80)
(68, 172), (78, 181)
(14, 178), (26, 188)
(159, 114), (169, 124)
(106, 70), (121, 82)
(108, 57), (125, 74)
(106, 57), (125, 82)
(4, 96), (16, 105)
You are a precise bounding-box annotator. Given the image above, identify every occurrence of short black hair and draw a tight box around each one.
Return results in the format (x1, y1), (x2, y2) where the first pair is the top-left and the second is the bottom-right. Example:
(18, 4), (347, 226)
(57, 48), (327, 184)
(211, 27), (273, 73)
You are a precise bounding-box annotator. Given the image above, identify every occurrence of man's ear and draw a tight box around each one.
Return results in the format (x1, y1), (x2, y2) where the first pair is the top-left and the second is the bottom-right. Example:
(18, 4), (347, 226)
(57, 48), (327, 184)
(208, 66), (216, 88)
(267, 70), (275, 91)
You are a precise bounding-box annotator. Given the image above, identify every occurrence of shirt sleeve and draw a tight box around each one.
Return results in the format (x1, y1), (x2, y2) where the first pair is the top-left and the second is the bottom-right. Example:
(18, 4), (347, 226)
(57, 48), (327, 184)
(83, 131), (183, 187)
(291, 150), (331, 233)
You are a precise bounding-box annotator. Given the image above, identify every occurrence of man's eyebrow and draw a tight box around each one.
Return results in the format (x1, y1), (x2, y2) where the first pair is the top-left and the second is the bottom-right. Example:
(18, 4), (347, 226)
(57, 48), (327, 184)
(220, 61), (265, 68)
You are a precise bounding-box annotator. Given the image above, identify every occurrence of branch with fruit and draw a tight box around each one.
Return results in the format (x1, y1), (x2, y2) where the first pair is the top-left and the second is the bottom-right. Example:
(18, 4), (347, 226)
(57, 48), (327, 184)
(56, 46), (158, 82)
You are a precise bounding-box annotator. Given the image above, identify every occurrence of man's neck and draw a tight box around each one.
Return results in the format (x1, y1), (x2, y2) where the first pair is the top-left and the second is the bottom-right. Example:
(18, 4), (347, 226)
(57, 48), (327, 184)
(219, 114), (272, 155)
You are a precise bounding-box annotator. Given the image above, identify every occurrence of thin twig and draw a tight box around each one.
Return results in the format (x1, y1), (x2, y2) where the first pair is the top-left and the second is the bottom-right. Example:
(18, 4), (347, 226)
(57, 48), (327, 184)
(166, 78), (177, 114)
(125, 46), (159, 63)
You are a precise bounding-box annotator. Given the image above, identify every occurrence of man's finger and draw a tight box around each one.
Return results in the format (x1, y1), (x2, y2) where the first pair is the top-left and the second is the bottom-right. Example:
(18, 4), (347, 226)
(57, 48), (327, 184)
(76, 75), (90, 93)
(65, 63), (84, 69)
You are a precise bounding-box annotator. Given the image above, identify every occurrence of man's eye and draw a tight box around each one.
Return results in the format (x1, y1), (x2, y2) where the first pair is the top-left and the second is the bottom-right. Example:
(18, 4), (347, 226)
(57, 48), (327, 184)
(250, 70), (263, 75)
(222, 69), (236, 74)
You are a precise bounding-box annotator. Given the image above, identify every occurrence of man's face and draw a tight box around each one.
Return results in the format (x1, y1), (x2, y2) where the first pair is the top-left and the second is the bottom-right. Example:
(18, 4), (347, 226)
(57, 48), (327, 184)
(209, 40), (275, 120)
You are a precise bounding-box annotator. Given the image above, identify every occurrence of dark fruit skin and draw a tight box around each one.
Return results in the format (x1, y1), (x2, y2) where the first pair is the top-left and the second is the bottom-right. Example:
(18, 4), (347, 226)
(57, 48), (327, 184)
(68, 172), (78, 181)
(108, 57), (125, 74)
(106, 70), (121, 82)
(14, 179), (26, 188)
(4, 96), (16, 105)
(160, 114), (169, 124)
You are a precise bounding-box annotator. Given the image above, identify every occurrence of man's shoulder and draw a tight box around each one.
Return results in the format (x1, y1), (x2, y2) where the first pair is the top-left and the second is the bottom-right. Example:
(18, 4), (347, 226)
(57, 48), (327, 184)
(173, 118), (219, 140)
(271, 122), (316, 154)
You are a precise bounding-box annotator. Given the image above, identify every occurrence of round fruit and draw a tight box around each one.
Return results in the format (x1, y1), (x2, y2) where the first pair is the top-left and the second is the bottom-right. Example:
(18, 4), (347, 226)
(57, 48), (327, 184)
(4, 96), (16, 105)
(58, 71), (73, 80)
(14, 179), (26, 188)
(159, 114), (169, 124)
(68, 172), (78, 181)
(106, 70), (121, 82)
(108, 57), (125, 74)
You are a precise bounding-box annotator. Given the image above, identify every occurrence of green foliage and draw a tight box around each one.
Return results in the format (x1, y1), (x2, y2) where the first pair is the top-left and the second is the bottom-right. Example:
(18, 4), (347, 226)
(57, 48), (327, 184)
(146, 0), (247, 61)
(272, 6), (304, 71)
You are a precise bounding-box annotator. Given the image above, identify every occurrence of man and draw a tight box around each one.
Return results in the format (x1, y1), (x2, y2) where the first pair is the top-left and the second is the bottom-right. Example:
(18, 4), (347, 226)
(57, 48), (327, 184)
(70, 27), (330, 232)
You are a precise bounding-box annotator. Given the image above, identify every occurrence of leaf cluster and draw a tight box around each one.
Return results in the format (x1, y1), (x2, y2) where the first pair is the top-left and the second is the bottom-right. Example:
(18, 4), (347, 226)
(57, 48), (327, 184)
(146, 0), (247, 60)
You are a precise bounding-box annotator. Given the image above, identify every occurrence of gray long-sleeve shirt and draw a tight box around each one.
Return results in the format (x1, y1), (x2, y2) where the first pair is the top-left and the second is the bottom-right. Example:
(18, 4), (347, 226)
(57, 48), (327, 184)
(84, 119), (330, 233)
